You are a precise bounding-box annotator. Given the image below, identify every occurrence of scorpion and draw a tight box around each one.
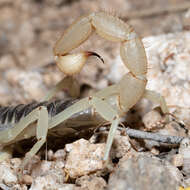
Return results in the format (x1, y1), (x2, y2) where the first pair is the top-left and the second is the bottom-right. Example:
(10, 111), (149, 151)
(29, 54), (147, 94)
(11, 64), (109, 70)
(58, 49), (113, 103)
(0, 12), (169, 173)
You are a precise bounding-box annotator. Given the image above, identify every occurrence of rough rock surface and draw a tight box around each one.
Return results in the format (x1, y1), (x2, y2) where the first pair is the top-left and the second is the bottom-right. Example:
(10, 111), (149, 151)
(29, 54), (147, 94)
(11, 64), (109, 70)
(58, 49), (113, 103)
(65, 139), (108, 178)
(75, 175), (107, 190)
(108, 153), (180, 190)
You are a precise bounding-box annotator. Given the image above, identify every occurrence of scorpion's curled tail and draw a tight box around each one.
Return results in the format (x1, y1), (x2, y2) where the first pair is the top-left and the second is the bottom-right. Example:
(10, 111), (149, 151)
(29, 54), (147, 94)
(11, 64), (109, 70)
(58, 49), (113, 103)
(53, 12), (147, 78)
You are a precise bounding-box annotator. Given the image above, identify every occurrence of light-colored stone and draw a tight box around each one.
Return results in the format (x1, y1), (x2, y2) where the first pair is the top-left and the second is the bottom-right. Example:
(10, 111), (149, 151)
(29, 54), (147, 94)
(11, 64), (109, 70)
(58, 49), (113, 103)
(65, 139), (107, 178)
(108, 153), (180, 190)
(111, 130), (131, 158)
(172, 154), (183, 167)
(53, 149), (66, 161)
(0, 160), (18, 185)
(22, 174), (33, 185)
(31, 160), (66, 183)
(142, 108), (164, 130)
(30, 175), (75, 190)
(179, 138), (190, 176)
(159, 121), (186, 137)
(75, 175), (107, 190)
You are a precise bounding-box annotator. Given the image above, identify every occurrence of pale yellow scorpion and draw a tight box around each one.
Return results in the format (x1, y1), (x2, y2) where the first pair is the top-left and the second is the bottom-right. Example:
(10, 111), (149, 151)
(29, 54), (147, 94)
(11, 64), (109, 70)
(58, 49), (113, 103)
(0, 12), (169, 170)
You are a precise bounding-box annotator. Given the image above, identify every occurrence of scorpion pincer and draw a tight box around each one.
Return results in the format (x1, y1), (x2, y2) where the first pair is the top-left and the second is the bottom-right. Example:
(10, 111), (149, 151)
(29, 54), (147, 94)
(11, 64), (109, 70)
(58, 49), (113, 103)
(0, 12), (169, 173)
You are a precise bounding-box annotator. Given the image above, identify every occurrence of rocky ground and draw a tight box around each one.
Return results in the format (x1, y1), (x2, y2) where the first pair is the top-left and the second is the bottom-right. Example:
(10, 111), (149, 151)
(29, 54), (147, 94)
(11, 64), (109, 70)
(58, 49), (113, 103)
(1, 0), (190, 189)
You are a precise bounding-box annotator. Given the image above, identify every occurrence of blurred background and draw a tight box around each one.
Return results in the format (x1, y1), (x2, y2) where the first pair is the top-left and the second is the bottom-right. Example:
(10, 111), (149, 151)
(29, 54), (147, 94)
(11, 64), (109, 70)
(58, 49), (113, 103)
(0, 0), (190, 105)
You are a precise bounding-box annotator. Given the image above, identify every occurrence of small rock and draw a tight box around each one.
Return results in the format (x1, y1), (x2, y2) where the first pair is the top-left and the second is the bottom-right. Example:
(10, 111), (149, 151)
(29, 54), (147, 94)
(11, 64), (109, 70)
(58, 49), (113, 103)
(178, 138), (190, 176)
(169, 106), (190, 129)
(172, 154), (183, 167)
(31, 160), (66, 183)
(0, 54), (15, 71)
(75, 175), (107, 190)
(111, 130), (131, 158)
(29, 175), (75, 190)
(165, 161), (184, 185)
(22, 174), (33, 185)
(159, 121), (186, 137)
(53, 149), (66, 161)
(0, 160), (18, 186)
(150, 147), (160, 155)
(65, 139), (109, 178)
(142, 108), (164, 131)
(47, 149), (54, 161)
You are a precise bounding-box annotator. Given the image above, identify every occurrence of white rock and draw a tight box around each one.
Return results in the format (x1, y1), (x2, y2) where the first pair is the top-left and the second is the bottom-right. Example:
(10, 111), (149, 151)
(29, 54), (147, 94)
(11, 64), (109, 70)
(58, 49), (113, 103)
(65, 139), (107, 178)
(30, 175), (75, 190)
(0, 161), (18, 185)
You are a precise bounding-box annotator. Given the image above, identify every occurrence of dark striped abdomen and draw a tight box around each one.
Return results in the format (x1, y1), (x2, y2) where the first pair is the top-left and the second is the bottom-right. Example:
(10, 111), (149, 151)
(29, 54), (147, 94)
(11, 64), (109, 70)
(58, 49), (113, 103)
(0, 99), (77, 131)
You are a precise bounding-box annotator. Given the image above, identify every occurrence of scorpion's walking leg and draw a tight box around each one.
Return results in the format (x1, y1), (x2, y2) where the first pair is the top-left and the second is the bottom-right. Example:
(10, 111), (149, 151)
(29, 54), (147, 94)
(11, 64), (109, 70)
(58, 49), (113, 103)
(20, 106), (49, 169)
(143, 90), (169, 121)
(0, 106), (49, 169)
(49, 96), (120, 161)
(89, 96), (120, 161)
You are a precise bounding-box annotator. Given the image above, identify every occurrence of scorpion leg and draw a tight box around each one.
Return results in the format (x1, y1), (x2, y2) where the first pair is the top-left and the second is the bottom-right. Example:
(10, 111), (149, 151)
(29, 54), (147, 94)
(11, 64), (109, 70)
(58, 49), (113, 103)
(20, 106), (49, 169)
(89, 97), (120, 161)
(143, 90), (169, 121)
(49, 96), (120, 161)
(0, 106), (49, 170)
